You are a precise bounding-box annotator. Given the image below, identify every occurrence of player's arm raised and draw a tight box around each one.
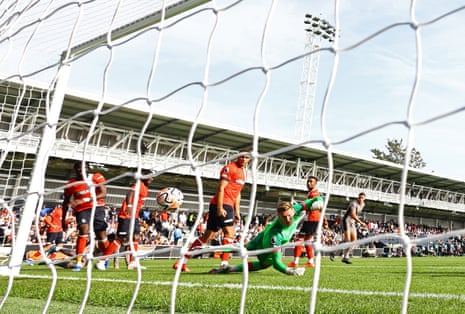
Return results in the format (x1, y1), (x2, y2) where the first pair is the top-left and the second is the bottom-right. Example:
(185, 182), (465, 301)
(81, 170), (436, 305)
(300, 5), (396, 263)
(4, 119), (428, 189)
(293, 195), (324, 214)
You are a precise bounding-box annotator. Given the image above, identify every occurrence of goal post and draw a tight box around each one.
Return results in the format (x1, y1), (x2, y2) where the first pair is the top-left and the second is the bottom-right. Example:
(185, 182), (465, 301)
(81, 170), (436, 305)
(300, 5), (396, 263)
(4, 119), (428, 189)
(2, 0), (212, 278)
(3, 64), (71, 276)
(0, 1), (464, 314)
(67, 0), (212, 59)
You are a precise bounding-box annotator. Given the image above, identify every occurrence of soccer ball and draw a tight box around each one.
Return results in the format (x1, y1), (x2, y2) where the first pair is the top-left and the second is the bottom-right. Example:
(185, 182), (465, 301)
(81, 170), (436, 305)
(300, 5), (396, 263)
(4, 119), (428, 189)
(156, 187), (184, 210)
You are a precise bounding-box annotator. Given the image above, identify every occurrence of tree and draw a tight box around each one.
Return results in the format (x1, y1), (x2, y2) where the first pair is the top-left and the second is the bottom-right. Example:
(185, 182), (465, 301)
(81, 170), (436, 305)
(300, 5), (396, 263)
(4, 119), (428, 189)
(371, 138), (426, 169)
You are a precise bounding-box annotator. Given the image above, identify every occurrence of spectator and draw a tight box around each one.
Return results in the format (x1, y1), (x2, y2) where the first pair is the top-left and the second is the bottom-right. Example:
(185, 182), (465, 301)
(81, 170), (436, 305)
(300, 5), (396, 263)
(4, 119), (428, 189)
(178, 211), (187, 228)
(108, 206), (118, 230)
(173, 225), (183, 246)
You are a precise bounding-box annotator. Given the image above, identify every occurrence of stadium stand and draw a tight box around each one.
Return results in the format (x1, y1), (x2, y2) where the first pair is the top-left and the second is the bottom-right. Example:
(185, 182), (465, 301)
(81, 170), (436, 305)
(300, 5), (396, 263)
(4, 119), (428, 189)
(1, 79), (465, 260)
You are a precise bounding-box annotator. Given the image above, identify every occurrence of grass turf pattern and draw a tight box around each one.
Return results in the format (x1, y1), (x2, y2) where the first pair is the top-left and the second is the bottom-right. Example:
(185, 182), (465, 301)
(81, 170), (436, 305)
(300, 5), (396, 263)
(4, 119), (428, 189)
(2, 256), (465, 313)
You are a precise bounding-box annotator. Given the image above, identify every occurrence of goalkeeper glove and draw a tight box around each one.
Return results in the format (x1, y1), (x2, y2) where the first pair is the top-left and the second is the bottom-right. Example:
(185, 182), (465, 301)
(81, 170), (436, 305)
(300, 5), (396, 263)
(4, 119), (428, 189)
(285, 267), (305, 276)
(311, 200), (324, 211)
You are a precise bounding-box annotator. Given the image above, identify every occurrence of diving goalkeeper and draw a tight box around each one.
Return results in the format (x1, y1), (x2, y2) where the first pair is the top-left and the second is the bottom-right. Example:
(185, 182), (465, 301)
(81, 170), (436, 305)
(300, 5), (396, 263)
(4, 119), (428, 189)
(209, 196), (324, 276)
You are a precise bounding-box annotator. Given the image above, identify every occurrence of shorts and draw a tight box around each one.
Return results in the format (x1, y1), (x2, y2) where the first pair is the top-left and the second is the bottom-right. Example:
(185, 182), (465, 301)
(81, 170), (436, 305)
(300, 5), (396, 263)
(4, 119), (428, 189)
(74, 206), (108, 232)
(299, 221), (318, 236)
(342, 216), (356, 234)
(116, 217), (140, 238)
(46, 231), (64, 245)
(206, 203), (235, 232)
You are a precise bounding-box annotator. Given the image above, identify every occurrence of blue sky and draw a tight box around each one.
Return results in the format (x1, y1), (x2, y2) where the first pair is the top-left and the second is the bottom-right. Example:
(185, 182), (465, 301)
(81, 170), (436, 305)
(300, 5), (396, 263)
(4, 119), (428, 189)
(2, 0), (465, 181)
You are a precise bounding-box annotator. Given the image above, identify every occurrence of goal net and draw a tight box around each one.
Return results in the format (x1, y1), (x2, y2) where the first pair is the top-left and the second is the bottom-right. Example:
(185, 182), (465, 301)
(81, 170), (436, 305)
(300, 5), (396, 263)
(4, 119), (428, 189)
(1, 0), (464, 313)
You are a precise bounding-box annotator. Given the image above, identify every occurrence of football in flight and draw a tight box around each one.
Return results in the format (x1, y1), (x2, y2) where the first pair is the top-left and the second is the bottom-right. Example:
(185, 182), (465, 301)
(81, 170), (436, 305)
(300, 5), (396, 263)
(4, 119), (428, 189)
(156, 187), (184, 210)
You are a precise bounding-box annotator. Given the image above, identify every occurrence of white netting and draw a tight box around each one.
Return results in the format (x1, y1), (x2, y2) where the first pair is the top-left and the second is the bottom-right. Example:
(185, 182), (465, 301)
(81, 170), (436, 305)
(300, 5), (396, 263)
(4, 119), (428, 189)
(1, 1), (465, 313)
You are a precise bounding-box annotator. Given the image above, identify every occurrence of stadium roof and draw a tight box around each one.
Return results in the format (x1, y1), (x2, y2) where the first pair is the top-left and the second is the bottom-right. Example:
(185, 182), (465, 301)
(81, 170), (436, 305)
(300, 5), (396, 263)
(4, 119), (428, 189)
(2, 79), (464, 219)
(60, 89), (465, 194)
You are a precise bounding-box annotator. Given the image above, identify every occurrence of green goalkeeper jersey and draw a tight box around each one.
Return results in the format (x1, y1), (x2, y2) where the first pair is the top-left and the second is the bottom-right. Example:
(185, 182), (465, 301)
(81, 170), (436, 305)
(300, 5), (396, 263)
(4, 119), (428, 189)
(246, 196), (323, 274)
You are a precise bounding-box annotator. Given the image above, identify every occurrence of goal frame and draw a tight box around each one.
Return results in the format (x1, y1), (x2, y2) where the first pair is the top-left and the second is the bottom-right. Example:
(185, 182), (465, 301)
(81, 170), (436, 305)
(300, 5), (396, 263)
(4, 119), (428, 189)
(2, 0), (212, 277)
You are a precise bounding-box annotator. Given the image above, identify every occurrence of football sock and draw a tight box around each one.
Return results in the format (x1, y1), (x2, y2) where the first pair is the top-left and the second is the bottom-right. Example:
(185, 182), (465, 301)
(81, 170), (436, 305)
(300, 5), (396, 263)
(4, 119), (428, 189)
(221, 237), (234, 264)
(75, 234), (89, 263)
(306, 244), (314, 260)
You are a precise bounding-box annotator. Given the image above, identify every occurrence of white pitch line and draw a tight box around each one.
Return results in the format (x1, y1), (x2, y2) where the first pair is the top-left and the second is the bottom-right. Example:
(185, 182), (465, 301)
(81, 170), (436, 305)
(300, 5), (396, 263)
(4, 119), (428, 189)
(17, 274), (465, 301)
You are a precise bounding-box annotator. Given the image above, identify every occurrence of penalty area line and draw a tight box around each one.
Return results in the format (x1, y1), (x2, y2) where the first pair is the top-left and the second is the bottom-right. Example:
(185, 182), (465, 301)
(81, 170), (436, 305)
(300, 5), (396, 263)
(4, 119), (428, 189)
(17, 274), (465, 301)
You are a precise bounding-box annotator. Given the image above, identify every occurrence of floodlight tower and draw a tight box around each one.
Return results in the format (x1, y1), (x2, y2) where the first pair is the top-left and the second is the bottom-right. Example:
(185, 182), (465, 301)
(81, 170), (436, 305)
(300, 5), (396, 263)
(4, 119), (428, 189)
(295, 14), (335, 141)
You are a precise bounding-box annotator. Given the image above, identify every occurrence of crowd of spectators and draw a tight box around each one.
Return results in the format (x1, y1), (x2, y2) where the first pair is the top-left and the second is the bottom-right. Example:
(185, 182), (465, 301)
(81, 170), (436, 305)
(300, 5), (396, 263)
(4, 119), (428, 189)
(1, 205), (464, 258)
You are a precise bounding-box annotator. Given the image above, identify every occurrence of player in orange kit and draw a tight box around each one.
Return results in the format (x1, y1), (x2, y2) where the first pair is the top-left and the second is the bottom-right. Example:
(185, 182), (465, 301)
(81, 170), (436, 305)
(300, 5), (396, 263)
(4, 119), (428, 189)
(102, 170), (153, 269)
(62, 161), (109, 271)
(174, 150), (251, 272)
(287, 176), (322, 268)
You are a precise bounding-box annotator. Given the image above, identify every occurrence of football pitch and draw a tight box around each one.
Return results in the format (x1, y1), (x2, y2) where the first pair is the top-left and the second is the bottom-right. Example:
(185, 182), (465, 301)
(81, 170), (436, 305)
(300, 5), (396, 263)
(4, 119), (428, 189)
(2, 256), (465, 313)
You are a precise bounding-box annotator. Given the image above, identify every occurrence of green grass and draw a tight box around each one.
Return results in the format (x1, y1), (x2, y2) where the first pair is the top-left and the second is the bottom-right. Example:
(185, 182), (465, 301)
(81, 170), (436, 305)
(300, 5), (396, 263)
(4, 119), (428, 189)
(2, 256), (465, 313)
